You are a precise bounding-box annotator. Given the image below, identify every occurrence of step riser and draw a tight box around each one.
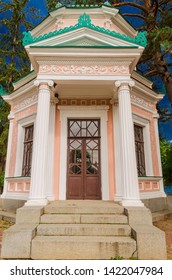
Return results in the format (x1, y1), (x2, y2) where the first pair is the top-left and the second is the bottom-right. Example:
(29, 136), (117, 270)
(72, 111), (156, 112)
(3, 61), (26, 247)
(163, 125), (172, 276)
(37, 225), (131, 237)
(41, 214), (128, 224)
(44, 206), (124, 215)
(31, 238), (136, 260)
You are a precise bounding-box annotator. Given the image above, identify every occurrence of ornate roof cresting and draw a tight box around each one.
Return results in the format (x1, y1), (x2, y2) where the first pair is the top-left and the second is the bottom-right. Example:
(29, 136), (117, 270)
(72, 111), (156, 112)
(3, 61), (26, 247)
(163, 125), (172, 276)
(22, 13), (147, 47)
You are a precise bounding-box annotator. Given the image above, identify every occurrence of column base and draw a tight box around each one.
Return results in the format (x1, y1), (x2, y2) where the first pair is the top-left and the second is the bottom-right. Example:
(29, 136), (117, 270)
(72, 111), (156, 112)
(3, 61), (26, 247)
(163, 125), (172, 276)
(25, 198), (48, 206)
(114, 195), (122, 202)
(121, 198), (144, 207)
(47, 196), (55, 201)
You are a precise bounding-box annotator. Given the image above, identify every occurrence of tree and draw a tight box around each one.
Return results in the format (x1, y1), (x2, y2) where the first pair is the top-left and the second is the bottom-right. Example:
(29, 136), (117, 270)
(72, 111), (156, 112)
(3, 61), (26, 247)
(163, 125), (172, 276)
(0, 0), (40, 185)
(110, 0), (172, 105)
(160, 139), (172, 185)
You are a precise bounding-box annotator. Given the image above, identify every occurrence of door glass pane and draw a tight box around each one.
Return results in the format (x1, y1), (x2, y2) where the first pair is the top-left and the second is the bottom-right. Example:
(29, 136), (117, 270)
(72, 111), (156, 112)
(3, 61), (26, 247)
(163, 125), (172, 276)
(69, 139), (82, 174)
(68, 120), (99, 138)
(86, 139), (99, 174)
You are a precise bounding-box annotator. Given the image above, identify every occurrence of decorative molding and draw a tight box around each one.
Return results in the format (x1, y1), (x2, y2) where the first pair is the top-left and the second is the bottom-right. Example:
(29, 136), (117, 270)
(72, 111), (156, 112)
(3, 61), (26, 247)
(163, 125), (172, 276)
(6, 178), (30, 194)
(13, 94), (38, 111)
(58, 99), (110, 106)
(58, 105), (109, 112)
(131, 94), (154, 111)
(39, 64), (129, 75)
(22, 13), (147, 47)
(138, 178), (160, 193)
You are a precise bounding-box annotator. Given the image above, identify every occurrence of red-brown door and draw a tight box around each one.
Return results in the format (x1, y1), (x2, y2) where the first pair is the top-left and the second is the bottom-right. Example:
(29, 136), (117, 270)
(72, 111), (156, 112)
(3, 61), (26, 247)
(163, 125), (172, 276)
(67, 119), (101, 200)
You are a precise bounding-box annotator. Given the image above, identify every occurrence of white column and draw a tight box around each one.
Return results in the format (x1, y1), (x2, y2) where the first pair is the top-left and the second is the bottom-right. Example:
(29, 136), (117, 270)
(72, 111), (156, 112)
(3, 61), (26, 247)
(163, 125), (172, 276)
(46, 102), (56, 201)
(153, 113), (166, 197)
(25, 80), (54, 206)
(1, 112), (14, 198)
(116, 80), (144, 207)
(112, 103), (123, 202)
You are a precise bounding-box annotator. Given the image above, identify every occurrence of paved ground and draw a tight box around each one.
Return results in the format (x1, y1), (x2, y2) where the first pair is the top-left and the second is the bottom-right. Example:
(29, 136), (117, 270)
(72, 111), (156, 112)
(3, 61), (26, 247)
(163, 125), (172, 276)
(0, 217), (172, 259)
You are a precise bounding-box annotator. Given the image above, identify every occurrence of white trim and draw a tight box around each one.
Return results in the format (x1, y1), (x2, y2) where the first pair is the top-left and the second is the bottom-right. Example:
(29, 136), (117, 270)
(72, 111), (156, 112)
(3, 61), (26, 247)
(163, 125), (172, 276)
(140, 191), (166, 199)
(2, 113), (15, 197)
(58, 105), (109, 200)
(15, 114), (36, 177)
(133, 114), (153, 176)
(153, 115), (163, 176)
(0, 193), (29, 200)
(112, 104), (122, 201)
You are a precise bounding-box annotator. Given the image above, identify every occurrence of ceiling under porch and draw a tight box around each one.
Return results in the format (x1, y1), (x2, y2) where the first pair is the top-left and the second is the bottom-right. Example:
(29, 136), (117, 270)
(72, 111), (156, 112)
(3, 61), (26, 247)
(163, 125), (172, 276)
(51, 81), (115, 101)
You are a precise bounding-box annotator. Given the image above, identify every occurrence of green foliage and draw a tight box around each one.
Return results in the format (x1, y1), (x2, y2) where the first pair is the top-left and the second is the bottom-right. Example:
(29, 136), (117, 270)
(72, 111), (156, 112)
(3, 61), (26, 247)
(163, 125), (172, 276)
(160, 139), (172, 186)
(110, 256), (124, 260)
(0, 0), (40, 178)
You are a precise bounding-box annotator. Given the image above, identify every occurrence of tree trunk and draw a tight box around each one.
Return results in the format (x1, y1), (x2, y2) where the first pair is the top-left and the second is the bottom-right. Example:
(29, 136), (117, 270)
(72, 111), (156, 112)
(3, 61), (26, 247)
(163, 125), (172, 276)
(154, 51), (172, 104)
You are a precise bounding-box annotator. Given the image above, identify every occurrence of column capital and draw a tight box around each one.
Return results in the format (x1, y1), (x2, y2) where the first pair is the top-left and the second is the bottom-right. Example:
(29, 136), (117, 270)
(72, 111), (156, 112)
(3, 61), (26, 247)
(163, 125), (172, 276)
(153, 112), (160, 119)
(115, 80), (135, 90)
(8, 112), (14, 121)
(34, 80), (54, 88)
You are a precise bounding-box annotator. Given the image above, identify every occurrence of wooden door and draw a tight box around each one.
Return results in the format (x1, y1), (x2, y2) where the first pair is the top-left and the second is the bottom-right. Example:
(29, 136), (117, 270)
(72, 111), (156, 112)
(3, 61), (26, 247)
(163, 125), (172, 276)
(67, 119), (101, 200)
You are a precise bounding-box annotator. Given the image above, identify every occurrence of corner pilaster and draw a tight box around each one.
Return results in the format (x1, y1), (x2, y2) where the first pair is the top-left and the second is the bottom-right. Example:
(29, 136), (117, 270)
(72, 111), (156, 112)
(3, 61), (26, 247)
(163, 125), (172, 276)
(1, 112), (14, 198)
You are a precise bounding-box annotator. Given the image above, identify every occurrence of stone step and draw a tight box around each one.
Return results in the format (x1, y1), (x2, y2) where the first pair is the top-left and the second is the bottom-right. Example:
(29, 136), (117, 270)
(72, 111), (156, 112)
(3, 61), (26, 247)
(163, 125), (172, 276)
(40, 214), (128, 224)
(37, 224), (131, 236)
(44, 204), (124, 215)
(31, 235), (136, 260)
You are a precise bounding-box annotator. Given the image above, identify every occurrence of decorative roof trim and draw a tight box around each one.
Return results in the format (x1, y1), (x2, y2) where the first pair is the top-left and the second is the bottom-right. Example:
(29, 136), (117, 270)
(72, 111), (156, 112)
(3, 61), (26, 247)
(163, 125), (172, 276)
(0, 84), (9, 96)
(29, 46), (138, 49)
(23, 13), (147, 47)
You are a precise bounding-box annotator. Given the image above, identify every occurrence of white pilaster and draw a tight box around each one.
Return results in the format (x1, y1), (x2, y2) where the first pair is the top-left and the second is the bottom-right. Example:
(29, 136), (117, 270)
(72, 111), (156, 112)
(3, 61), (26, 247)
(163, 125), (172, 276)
(112, 103), (122, 202)
(25, 80), (53, 206)
(116, 80), (144, 207)
(46, 102), (56, 201)
(1, 112), (14, 198)
(153, 113), (166, 197)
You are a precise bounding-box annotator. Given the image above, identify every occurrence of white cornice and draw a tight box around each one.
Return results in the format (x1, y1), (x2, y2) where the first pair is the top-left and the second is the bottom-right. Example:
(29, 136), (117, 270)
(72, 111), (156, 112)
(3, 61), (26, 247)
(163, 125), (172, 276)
(3, 80), (37, 105)
(132, 71), (153, 89)
(134, 81), (164, 101)
(26, 46), (143, 74)
(13, 71), (36, 91)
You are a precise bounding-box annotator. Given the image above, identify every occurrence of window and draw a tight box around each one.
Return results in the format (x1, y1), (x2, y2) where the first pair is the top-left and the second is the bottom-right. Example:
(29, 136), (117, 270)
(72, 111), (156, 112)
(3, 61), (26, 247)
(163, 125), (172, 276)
(22, 125), (34, 176)
(134, 124), (146, 176)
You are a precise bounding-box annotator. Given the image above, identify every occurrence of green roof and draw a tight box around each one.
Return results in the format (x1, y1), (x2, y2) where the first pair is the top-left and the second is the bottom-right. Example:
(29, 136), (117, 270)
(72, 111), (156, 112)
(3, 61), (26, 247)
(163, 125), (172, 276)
(0, 84), (9, 96)
(23, 13), (147, 47)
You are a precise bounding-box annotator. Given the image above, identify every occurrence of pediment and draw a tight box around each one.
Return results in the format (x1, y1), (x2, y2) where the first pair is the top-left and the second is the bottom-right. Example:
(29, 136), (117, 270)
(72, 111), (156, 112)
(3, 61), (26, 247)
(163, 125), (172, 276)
(25, 28), (141, 49)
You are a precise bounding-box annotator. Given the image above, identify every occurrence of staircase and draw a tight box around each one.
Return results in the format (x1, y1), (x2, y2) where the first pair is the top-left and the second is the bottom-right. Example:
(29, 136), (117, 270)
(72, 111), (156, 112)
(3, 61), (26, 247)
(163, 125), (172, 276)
(31, 201), (137, 259)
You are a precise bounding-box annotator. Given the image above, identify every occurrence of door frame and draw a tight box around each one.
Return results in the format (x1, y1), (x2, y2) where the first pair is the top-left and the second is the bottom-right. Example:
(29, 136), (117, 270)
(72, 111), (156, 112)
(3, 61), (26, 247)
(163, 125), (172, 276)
(58, 105), (109, 200)
(67, 119), (101, 200)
